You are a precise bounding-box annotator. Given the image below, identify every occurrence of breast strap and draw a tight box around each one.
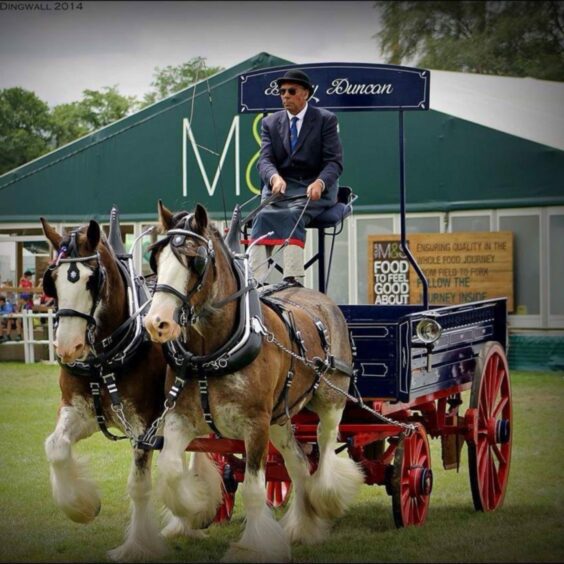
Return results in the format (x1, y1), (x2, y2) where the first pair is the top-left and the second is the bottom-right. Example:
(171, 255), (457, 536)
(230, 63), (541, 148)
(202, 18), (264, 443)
(161, 256), (264, 437)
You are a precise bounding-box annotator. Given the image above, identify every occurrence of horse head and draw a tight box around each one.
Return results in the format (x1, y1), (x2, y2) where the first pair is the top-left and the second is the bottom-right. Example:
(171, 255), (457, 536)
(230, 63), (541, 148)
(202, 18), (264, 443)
(144, 200), (230, 344)
(40, 217), (114, 363)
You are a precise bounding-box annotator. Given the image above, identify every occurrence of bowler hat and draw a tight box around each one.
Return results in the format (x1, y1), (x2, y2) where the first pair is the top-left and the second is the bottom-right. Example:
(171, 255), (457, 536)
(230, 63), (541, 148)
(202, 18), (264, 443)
(276, 69), (314, 95)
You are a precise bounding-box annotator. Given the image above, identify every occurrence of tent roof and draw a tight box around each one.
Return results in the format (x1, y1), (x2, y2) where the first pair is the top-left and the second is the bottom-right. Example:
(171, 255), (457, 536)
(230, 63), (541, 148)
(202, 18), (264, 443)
(430, 69), (564, 150)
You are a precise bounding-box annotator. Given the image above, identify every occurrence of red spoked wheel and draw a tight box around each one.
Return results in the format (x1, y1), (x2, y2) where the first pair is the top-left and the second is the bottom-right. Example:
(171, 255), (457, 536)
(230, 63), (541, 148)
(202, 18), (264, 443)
(467, 341), (512, 512)
(390, 425), (433, 527)
(210, 453), (238, 523)
(266, 453), (292, 509)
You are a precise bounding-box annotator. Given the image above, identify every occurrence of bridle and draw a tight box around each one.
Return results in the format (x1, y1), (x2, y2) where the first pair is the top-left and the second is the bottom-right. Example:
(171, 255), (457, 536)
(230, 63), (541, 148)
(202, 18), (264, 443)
(43, 229), (106, 346)
(149, 216), (216, 327)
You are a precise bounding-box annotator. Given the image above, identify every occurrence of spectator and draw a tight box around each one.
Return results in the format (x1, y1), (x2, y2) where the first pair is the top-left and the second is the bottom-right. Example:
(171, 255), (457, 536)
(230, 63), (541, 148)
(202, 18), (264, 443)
(0, 295), (22, 342)
(0, 279), (16, 303)
(19, 270), (34, 310)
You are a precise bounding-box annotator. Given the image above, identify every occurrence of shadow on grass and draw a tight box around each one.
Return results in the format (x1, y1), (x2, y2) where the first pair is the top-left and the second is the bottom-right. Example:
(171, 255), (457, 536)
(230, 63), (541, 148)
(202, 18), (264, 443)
(288, 501), (564, 563)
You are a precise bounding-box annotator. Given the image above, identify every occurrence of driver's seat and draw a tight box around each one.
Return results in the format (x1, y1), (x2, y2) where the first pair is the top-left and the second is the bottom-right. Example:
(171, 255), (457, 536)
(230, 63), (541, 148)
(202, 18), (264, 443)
(305, 186), (355, 293)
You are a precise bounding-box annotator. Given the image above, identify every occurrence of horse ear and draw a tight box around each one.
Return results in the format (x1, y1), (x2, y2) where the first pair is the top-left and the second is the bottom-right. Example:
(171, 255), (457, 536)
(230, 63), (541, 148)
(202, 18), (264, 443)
(194, 203), (208, 232)
(158, 200), (174, 232)
(86, 220), (101, 251)
(40, 217), (62, 249)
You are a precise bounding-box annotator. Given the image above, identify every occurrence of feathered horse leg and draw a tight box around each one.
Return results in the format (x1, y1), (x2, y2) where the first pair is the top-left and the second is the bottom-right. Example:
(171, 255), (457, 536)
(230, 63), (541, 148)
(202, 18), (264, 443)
(108, 448), (167, 562)
(157, 412), (223, 536)
(223, 421), (290, 563)
(270, 422), (331, 545)
(44, 399), (100, 524)
(307, 403), (364, 520)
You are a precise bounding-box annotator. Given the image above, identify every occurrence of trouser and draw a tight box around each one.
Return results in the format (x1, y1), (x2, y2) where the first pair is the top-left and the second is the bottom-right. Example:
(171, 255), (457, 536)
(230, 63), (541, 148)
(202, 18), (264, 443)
(249, 244), (305, 284)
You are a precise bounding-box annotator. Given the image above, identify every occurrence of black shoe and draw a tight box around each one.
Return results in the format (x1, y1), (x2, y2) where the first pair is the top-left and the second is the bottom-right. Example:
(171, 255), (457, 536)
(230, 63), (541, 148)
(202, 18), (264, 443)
(283, 276), (303, 287)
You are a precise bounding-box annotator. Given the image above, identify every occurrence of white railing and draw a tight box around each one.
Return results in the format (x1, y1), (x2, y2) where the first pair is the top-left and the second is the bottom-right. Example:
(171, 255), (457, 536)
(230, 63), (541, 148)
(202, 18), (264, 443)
(1, 309), (56, 364)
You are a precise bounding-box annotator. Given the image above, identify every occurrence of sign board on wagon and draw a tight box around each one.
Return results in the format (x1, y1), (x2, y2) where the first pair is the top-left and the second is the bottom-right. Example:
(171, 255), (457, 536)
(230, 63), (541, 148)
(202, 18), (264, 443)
(368, 232), (514, 311)
(238, 63), (430, 113)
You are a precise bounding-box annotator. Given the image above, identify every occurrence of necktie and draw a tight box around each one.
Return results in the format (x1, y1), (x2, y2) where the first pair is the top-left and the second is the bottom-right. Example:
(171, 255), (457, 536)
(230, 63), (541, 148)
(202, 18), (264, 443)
(290, 116), (299, 152)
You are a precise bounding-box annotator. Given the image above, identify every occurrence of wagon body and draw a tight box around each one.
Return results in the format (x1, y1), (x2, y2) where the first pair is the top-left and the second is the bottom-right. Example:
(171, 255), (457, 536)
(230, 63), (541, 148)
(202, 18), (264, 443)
(339, 298), (507, 403)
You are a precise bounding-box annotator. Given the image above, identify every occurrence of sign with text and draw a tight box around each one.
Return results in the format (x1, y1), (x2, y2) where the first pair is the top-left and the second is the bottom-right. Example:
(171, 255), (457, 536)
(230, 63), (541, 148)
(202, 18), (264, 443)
(239, 63), (430, 113)
(368, 232), (514, 311)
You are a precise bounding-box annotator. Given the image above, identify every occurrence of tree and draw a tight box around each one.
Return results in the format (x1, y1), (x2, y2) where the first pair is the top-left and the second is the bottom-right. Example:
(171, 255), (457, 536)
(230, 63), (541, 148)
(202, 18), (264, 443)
(142, 56), (224, 107)
(0, 87), (52, 175)
(374, 1), (564, 80)
(49, 102), (89, 148)
(76, 86), (138, 130)
(49, 86), (137, 149)
(0, 57), (221, 173)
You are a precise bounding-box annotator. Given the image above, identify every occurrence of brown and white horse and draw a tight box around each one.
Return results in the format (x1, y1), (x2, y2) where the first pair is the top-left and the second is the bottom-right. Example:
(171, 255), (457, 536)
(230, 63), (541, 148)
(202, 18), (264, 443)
(40, 218), (187, 562)
(144, 202), (363, 562)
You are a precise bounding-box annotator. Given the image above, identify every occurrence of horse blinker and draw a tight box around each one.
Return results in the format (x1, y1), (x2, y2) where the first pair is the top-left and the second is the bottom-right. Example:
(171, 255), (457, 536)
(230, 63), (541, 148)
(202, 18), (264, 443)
(43, 268), (57, 299)
(193, 246), (208, 276)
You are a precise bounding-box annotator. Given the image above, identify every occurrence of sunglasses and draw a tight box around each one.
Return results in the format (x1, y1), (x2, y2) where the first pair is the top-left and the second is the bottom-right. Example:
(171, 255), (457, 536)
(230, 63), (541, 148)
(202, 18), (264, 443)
(279, 87), (298, 96)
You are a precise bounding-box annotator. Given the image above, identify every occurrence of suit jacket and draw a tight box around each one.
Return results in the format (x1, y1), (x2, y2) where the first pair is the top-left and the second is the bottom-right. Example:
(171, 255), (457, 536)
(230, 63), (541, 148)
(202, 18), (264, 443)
(257, 105), (343, 209)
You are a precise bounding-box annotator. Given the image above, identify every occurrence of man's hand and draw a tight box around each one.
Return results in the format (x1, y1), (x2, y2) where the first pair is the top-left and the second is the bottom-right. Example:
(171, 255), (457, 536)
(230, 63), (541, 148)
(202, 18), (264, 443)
(271, 174), (287, 195)
(306, 179), (324, 201)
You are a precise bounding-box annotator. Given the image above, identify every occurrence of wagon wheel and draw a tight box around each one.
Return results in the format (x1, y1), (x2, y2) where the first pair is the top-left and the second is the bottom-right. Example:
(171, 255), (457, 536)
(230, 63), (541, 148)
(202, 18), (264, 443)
(210, 453), (238, 523)
(467, 341), (512, 512)
(390, 425), (433, 528)
(266, 453), (292, 509)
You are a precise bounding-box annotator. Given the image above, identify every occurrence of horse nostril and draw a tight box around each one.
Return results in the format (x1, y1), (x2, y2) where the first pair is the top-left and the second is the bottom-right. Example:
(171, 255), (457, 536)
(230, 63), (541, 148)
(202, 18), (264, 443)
(157, 321), (168, 331)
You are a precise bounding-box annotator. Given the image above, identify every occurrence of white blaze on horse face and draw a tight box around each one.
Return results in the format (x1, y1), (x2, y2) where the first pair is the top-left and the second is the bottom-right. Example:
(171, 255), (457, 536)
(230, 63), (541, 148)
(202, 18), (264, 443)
(144, 245), (188, 342)
(54, 263), (94, 362)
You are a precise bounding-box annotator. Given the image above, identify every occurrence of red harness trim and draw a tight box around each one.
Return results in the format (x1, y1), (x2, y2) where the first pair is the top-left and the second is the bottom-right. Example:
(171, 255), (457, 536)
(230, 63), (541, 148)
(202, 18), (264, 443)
(242, 238), (305, 248)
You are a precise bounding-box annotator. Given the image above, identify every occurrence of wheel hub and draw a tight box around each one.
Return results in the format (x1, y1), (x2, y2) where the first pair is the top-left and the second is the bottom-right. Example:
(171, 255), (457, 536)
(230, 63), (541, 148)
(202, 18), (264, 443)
(486, 417), (511, 444)
(408, 465), (433, 497)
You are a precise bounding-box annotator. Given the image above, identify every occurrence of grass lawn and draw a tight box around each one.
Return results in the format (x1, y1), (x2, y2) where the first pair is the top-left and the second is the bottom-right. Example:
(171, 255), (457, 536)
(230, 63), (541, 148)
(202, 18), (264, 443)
(0, 363), (562, 563)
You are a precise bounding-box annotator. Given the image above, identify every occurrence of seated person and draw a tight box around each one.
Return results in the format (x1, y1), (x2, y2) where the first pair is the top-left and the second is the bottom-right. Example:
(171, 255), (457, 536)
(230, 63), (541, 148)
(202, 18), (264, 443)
(249, 70), (343, 286)
(0, 279), (16, 303)
(0, 295), (22, 342)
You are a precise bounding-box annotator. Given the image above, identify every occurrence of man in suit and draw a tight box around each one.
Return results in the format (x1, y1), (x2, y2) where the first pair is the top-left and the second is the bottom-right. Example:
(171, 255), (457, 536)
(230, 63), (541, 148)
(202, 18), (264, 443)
(249, 69), (343, 286)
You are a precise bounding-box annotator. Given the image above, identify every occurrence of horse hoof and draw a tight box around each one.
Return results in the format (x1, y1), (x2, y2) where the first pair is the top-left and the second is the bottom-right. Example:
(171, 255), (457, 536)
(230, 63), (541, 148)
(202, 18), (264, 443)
(160, 514), (209, 539)
(65, 500), (101, 524)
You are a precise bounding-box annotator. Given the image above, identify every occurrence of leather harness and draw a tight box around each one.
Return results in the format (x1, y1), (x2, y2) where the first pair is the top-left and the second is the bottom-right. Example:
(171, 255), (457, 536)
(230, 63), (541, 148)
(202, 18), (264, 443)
(150, 223), (354, 439)
(45, 221), (153, 443)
